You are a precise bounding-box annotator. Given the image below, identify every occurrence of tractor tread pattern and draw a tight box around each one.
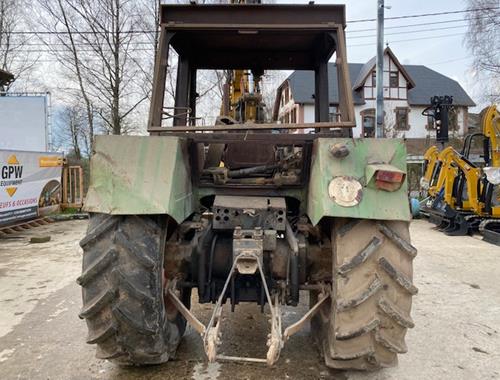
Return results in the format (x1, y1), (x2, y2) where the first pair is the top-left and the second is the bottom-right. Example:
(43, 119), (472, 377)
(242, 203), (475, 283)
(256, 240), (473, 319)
(79, 214), (179, 365)
(78, 286), (115, 319)
(338, 236), (383, 275)
(336, 318), (380, 340)
(375, 330), (408, 354)
(76, 248), (117, 286)
(115, 230), (156, 269)
(114, 268), (156, 306)
(379, 257), (418, 295)
(80, 216), (120, 249)
(86, 322), (116, 344)
(336, 275), (382, 312)
(378, 297), (415, 328)
(331, 346), (375, 361)
(111, 304), (157, 335)
(313, 219), (416, 371)
(377, 222), (417, 258)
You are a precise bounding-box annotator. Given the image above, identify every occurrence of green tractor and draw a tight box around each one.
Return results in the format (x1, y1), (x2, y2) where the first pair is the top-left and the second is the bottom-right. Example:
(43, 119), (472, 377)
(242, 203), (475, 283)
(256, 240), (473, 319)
(78, 3), (417, 370)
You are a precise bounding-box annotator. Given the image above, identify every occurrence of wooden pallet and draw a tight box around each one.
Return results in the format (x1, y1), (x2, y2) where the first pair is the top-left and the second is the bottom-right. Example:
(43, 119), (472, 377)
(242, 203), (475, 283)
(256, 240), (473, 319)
(0, 217), (54, 238)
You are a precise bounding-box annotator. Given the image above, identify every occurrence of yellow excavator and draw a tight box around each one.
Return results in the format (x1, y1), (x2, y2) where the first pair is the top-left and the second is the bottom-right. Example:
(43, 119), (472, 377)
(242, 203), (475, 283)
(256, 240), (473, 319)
(220, 0), (265, 124)
(221, 69), (265, 123)
(422, 105), (500, 242)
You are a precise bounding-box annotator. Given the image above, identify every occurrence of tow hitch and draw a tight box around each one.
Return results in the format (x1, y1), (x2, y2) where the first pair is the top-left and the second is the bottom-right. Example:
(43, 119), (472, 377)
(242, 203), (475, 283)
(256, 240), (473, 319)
(166, 243), (330, 365)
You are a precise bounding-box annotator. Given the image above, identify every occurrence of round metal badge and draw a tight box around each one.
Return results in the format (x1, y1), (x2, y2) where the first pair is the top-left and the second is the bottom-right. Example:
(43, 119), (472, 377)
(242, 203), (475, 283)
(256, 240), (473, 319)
(328, 176), (363, 207)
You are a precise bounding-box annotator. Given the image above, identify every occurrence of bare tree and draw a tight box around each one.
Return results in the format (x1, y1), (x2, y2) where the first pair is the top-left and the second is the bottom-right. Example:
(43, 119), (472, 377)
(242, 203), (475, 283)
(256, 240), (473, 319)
(52, 103), (92, 159)
(37, 0), (153, 137)
(0, 0), (38, 89)
(62, 104), (83, 159)
(67, 0), (150, 135)
(261, 70), (287, 122)
(37, 0), (96, 152)
(465, 0), (500, 102)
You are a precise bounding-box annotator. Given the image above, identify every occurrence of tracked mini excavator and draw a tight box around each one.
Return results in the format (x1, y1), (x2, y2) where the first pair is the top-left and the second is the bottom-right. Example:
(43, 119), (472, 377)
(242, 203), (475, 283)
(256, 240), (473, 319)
(79, 3), (417, 370)
(421, 104), (500, 243)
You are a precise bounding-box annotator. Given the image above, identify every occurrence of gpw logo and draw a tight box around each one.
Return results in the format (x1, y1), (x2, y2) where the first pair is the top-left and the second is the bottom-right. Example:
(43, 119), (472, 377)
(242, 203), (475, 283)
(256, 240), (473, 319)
(1, 155), (23, 197)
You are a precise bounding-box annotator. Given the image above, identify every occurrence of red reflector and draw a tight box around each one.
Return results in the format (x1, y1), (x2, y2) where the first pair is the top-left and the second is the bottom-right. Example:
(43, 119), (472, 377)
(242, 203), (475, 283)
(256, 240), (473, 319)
(375, 170), (405, 192)
(376, 170), (404, 183)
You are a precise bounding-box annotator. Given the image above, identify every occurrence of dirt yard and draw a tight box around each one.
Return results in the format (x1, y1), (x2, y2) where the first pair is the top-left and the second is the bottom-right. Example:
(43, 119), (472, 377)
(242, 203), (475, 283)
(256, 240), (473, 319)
(0, 219), (499, 380)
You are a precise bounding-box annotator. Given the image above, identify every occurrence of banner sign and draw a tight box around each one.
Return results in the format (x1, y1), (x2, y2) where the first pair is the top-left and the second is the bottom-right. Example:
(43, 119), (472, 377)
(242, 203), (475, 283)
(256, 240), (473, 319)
(0, 150), (63, 227)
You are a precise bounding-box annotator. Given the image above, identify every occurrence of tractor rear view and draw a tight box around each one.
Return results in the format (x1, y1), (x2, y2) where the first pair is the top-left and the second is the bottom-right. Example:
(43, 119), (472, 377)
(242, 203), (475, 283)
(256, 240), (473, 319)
(78, 3), (417, 370)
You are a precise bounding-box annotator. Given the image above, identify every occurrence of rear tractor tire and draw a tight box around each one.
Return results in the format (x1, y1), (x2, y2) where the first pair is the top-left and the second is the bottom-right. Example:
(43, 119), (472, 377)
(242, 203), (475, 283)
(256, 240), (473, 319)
(77, 214), (184, 365)
(312, 218), (417, 370)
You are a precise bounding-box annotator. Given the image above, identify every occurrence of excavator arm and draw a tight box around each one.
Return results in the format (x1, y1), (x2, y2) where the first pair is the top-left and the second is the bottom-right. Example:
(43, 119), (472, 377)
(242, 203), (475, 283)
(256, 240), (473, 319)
(440, 150), (482, 213)
(427, 145), (482, 212)
(421, 146), (439, 190)
(482, 105), (500, 167)
(428, 146), (455, 197)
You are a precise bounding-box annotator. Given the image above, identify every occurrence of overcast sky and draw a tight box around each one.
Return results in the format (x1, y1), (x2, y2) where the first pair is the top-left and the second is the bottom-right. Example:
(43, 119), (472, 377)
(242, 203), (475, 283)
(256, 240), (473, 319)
(277, 0), (482, 110)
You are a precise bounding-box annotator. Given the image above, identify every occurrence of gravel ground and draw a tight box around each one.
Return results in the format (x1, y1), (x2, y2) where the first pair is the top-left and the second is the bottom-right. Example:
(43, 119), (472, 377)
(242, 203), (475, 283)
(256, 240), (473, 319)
(0, 219), (499, 380)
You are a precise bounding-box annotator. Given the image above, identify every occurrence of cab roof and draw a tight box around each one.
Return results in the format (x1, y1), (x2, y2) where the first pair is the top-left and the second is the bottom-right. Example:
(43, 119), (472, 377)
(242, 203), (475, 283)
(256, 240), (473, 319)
(160, 4), (346, 70)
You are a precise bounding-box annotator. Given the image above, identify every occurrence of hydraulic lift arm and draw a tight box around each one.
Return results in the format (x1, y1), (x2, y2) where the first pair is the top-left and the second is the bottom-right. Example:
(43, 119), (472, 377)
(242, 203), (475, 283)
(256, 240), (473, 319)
(481, 105), (500, 219)
(439, 150), (482, 213)
(421, 146), (439, 190)
(428, 146), (456, 197)
(482, 105), (500, 167)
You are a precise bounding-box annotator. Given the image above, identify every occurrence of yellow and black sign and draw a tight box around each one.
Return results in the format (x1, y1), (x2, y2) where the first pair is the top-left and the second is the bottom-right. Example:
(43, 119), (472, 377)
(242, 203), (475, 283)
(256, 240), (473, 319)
(0, 155), (23, 197)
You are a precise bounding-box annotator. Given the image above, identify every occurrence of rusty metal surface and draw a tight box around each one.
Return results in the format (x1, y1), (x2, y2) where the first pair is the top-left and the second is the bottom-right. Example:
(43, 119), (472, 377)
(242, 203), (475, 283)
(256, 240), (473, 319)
(224, 141), (276, 169)
(162, 132), (335, 142)
(167, 288), (206, 335)
(148, 3), (353, 129)
(160, 4), (345, 70)
(148, 121), (355, 132)
(161, 4), (346, 27)
(213, 196), (286, 231)
(283, 290), (329, 341)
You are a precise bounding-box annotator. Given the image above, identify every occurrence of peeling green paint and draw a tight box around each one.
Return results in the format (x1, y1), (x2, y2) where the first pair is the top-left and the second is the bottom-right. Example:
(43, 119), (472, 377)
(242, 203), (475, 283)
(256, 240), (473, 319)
(83, 135), (194, 223)
(84, 135), (410, 225)
(307, 138), (411, 225)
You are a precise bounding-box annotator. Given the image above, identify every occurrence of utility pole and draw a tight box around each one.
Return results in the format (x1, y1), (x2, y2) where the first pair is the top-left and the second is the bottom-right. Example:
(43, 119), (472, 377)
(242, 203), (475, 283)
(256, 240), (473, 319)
(375, 0), (384, 138)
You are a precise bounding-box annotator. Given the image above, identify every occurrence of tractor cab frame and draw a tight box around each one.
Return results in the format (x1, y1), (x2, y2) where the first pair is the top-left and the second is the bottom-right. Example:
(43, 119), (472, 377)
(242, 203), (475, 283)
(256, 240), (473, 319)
(148, 3), (355, 132)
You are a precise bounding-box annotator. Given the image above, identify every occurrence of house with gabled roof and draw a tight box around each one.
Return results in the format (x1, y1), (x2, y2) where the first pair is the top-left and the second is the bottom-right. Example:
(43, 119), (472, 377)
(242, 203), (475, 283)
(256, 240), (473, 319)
(273, 47), (475, 140)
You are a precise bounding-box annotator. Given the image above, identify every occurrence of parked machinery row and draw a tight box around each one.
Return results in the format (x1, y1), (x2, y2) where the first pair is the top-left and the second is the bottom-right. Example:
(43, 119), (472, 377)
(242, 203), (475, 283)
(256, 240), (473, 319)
(420, 103), (500, 244)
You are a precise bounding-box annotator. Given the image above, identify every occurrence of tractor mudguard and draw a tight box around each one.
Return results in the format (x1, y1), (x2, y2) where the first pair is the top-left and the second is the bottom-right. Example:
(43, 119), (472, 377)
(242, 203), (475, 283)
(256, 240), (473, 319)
(84, 135), (194, 223)
(307, 138), (411, 225)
